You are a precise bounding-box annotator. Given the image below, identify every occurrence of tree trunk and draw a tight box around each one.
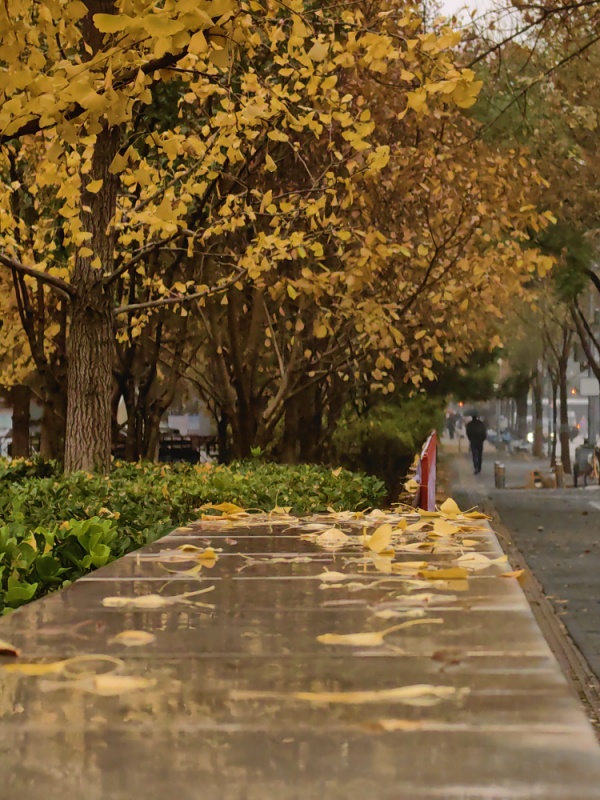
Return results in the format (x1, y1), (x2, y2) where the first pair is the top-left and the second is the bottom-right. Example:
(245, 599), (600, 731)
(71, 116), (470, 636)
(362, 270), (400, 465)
(40, 397), (66, 460)
(532, 366), (545, 458)
(515, 388), (529, 440)
(550, 375), (558, 467)
(558, 361), (572, 474)
(217, 412), (230, 464)
(9, 385), (30, 458)
(65, 296), (114, 471)
(64, 123), (120, 473)
(280, 395), (301, 464)
(144, 410), (162, 462)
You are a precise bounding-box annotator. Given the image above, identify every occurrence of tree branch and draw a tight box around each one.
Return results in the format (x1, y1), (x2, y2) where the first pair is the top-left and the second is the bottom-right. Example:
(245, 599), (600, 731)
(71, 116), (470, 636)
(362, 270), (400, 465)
(0, 253), (76, 298)
(113, 269), (247, 316)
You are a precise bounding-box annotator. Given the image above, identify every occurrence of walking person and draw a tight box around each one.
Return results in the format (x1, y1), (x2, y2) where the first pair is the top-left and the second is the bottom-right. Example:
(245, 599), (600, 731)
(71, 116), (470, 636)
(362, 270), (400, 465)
(466, 411), (487, 475)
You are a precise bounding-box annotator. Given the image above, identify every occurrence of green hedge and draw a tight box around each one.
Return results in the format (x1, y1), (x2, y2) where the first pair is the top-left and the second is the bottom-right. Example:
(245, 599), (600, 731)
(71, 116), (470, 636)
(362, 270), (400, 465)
(0, 457), (385, 613)
(331, 396), (445, 499)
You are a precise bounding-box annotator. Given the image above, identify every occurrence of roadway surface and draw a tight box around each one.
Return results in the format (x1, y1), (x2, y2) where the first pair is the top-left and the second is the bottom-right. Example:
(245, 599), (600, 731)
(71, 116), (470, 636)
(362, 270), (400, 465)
(447, 439), (600, 681)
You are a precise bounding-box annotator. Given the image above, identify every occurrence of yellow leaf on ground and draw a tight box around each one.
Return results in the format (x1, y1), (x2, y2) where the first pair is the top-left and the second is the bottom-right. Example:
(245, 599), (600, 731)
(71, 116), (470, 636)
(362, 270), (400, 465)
(440, 498), (461, 516)
(432, 519), (459, 536)
(110, 630), (156, 648)
(315, 528), (349, 549)
(317, 571), (348, 583)
(367, 523), (393, 553)
(50, 674), (157, 696)
(230, 685), (464, 705)
(419, 567), (469, 581)
(501, 569), (525, 580)
(3, 661), (67, 676)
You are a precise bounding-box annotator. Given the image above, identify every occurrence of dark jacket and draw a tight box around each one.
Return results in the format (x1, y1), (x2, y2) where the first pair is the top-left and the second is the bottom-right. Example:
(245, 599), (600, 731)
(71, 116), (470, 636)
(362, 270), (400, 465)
(466, 418), (487, 445)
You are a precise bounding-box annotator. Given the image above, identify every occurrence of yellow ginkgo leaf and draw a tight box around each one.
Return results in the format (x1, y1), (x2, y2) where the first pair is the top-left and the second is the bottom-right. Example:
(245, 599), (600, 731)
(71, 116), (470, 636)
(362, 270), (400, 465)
(315, 528), (349, 549)
(58, 674), (157, 696)
(406, 521), (429, 532)
(419, 567), (469, 581)
(307, 40), (329, 62)
(432, 519), (459, 536)
(440, 498), (461, 516)
(317, 571), (348, 583)
(501, 569), (525, 580)
(367, 523), (393, 553)
(230, 684), (463, 706)
(109, 630), (156, 648)
(86, 179), (103, 193)
(3, 660), (67, 676)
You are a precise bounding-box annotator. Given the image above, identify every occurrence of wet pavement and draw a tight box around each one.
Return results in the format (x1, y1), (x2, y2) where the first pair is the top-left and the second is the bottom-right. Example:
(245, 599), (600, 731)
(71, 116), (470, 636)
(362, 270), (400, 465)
(1, 510), (600, 799)
(449, 443), (600, 683)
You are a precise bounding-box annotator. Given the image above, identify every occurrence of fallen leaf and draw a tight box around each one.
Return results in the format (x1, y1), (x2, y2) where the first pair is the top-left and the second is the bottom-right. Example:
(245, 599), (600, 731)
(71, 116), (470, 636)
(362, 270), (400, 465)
(439, 498), (461, 517)
(315, 528), (349, 549)
(367, 523), (394, 553)
(432, 519), (459, 536)
(230, 684), (464, 705)
(317, 618), (442, 647)
(317, 571), (349, 583)
(456, 553), (507, 572)
(406, 521), (430, 532)
(461, 511), (490, 520)
(501, 569), (525, 579)
(102, 585), (215, 609)
(0, 639), (19, 657)
(109, 630), (156, 648)
(317, 630), (395, 647)
(419, 567), (469, 580)
(41, 674), (156, 696)
(2, 661), (67, 676)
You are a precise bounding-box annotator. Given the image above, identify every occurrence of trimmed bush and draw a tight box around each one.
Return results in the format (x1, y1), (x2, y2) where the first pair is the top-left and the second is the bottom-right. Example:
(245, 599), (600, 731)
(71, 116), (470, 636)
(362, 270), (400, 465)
(0, 458), (385, 613)
(331, 395), (445, 500)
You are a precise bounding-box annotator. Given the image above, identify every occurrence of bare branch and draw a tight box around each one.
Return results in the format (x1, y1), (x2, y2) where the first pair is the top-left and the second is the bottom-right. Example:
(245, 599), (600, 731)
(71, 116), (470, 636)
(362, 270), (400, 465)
(0, 253), (76, 298)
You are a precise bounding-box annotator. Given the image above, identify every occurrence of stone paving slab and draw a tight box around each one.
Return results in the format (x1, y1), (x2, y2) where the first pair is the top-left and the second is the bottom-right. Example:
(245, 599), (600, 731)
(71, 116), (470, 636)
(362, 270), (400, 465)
(1, 512), (600, 799)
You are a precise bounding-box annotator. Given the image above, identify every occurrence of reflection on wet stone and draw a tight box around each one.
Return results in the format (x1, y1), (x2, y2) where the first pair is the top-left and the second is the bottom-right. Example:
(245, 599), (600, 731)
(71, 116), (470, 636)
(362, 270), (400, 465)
(1, 508), (600, 799)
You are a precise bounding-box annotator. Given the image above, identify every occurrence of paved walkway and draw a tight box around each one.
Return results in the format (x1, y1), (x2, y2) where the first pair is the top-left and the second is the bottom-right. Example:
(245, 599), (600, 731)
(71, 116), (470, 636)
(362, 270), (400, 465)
(1, 508), (600, 798)
(447, 442), (600, 682)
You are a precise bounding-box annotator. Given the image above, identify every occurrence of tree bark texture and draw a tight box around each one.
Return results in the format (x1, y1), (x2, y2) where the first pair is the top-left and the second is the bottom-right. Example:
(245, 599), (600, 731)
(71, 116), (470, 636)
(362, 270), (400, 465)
(532, 366), (545, 458)
(40, 396), (66, 460)
(64, 124), (120, 472)
(9, 385), (30, 458)
(516, 389), (529, 440)
(558, 359), (572, 474)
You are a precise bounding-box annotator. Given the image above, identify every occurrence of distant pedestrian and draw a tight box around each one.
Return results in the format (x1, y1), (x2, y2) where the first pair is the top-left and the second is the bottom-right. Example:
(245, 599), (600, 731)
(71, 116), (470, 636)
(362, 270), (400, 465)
(466, 412), (487, 475)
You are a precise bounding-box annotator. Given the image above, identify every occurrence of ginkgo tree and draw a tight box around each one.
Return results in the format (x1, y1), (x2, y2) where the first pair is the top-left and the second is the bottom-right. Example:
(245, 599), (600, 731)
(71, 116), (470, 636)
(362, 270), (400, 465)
(0, 0), (495, 471)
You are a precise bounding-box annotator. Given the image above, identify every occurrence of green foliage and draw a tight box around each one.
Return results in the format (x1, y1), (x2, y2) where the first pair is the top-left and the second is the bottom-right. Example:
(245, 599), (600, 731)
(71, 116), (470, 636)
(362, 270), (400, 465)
(331, 395), (445, 497)
(0, 458), (385, 613)
(536, 223), (592, 303)
(432, 351), (500, 403)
